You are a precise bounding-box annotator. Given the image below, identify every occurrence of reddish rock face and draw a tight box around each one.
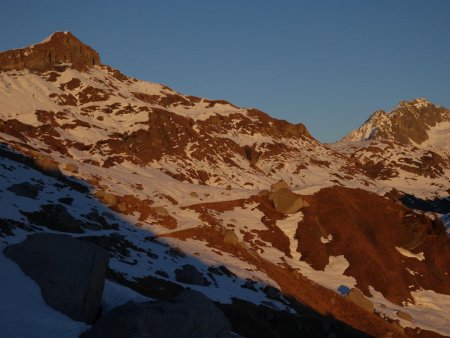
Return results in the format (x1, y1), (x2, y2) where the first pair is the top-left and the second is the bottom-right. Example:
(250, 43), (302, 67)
(298, 186), (450, 304)
(0, 32), (100, 71)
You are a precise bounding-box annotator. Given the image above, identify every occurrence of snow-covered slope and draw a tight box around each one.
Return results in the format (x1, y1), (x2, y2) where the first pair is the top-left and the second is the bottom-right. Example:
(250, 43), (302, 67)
(1, 32), (450, 338)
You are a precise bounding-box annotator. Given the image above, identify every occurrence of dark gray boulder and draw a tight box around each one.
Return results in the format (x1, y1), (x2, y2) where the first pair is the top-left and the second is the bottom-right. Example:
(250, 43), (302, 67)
(3, 233), (109, 323)
(81, 289), (232, 338)
(175, 264), (209, 286)
(22, 204), (86, 233)
(7, 182), (41, 198)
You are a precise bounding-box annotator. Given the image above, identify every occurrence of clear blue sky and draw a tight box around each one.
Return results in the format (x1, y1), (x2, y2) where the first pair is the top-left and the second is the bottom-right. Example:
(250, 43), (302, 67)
(1, 1), (449, 142)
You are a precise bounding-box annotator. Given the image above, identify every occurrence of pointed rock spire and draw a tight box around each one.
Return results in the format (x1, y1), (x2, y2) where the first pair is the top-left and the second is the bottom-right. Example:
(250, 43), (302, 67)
(0, 31), (101, 71)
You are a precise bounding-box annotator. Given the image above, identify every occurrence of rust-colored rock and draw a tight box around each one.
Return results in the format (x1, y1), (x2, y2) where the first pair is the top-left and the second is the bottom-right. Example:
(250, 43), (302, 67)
(0, 31), (100, 71)
(298, 186), (450, 305)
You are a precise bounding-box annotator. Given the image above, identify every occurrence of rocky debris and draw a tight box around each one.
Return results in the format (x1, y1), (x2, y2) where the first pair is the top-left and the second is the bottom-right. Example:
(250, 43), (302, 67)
(58, 196), (74, 205)
(103, 192), (117, 206)
(241, 279), (258, 291)
(269, 188), (309, 214)
(337, 140), (448, 180)
(208, 265), (238, 279)
(0, 31), (100, 72)
(175, 264), (209, 286)
(22, 203), (86, 233)
(7, 182), (41, 199)
(81, 289), (232, 338)
(155, 270), (169, 278)
(261, 285), (284, 302)
(3, 233), (109, 323)
(64, 163), (78, 173)
(346, 288), (374, 313)
(270, 180), (289, 192)
(109, 272), (184, 301)
(82, 233), (155, 261)
(85, 209), (117, 229)
(0, 218), (33, 238)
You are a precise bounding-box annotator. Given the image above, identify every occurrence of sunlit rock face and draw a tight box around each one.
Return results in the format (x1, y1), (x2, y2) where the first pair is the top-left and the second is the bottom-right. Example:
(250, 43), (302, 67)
(0, 31), (100, 71)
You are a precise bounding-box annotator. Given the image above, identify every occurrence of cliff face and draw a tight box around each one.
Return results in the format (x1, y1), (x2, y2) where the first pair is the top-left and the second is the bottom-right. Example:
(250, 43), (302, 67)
(0, 32), (100, 71)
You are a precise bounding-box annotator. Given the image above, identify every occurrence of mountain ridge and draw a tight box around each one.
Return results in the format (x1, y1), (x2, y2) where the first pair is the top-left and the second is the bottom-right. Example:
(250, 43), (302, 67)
(340, 98), (450, 159)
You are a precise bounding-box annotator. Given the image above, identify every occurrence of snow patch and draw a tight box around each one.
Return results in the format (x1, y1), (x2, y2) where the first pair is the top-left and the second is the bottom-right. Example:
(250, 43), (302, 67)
(396, 247), (425, 261)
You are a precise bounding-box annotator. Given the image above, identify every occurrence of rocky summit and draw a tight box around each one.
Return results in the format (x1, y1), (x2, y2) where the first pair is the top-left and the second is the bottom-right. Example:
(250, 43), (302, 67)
(0, 32), (449, 338)
(0, 31), (100, 71)
(341, 98), (450, 159)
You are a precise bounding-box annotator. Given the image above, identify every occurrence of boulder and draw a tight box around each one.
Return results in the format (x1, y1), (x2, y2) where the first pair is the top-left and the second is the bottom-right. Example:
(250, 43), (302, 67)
(103, 192), (117, 206)
(22, 204), (85, 233)
(34, 155), (61, 176)
(154, 206), (169, 217)
(270, 180), (289, 192)
(81, 289), (232, 338)
(346, 288), (374, 313)
(4, 233), (109, 323)
(175, 264), (209, 286)
(64, 163), (79, 173)
(117, 202), (128, 213)
(7, 182), (41, 199)
(223, 229), (239, 245)
(269, 188), (309, 214)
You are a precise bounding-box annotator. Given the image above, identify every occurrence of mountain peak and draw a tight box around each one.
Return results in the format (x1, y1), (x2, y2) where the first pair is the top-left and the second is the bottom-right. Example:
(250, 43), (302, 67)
(341, 98), (450, 148)
(0, 31), (101, 71)
(396, 97), (432, 110)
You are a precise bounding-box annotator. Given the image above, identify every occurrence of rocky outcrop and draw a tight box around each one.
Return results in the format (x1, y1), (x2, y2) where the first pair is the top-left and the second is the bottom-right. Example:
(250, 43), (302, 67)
(0, 31), (100, 71)
(81, 289), (232, 338)
(3, 233), (109, 323)
(269, 188), (309, 214)
(223, 229), (239, 245)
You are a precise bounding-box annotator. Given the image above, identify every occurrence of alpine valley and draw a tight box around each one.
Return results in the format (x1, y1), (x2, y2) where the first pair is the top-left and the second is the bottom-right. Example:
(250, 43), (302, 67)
(0, 32), (449, 338)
